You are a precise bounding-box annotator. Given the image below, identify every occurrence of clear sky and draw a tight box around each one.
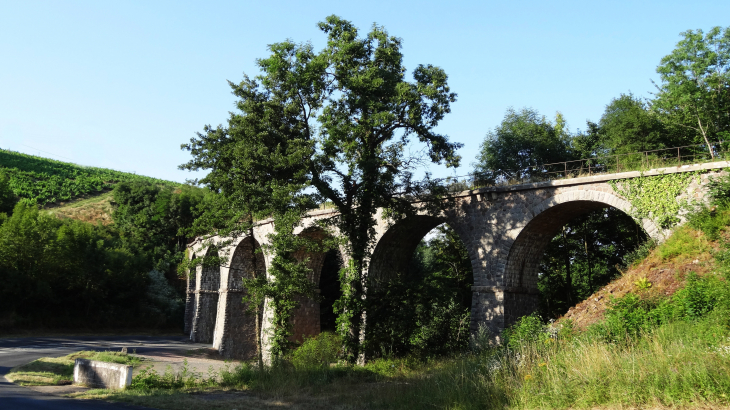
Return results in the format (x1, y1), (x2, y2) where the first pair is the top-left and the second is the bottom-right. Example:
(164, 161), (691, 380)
(1, 0), (728, 183)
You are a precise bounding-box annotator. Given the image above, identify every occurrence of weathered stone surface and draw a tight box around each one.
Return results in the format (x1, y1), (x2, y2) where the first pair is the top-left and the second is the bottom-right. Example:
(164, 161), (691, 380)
(185, 163), (728, 360)
(73, 359), (132, 389)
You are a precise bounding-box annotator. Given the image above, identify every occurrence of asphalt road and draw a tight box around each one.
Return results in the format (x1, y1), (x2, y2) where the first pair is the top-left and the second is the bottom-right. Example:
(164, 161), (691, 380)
(0, 336), (207, 410)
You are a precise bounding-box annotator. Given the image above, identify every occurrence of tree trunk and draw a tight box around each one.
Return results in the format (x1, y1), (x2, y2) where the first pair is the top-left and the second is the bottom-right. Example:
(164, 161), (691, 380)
(562, 226), (572, 305)
(248, 219), (264, 370)
(697, 117), (715, 159)
(584, 221), (593, 294)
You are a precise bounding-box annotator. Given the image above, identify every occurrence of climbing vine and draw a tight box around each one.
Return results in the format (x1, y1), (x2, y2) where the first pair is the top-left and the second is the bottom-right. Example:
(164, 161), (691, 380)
(608, 172), (702, 229)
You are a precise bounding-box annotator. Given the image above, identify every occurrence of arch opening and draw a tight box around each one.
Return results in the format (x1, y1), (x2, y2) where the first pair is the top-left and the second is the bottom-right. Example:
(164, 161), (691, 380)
(319, 248), (343, 333)
(366, 217), (474, 358)
(219, 236), (266, 360)
(504, 200), (648, 327)
(289, 228), (340, 343)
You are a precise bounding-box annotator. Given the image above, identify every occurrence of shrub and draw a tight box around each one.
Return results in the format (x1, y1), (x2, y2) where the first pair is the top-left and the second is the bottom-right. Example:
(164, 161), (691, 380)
(672, 272), (726, 319)
(588, 294), (664, 342)
(623, 238), (656, 267)
(290, 332), (342, 369)
(656, 226), (710, 262)
(503, 313), (546, 349)
(688, 206), (730, 240)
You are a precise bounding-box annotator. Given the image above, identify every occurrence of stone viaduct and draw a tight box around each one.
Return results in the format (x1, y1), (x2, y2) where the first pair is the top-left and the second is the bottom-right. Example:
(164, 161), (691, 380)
(184, 162), (728, 360)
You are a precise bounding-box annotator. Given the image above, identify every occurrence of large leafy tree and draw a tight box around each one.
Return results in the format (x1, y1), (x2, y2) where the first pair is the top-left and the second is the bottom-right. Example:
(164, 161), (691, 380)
(475, 108), (572, 182)
(310, 17), (461, 360)
(599, 93), (673, 155)
(652, 26), (730, 156)
(181, 74), (319, 361)
(182, 15), (461, 361)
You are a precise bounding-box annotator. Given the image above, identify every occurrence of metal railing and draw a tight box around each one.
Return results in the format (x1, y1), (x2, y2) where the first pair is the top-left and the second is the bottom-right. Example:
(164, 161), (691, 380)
(430, 141), (730, 194)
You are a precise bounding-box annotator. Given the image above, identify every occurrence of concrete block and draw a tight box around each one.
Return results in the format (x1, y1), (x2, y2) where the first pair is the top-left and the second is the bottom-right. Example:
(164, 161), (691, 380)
(73, 359), (133, 389)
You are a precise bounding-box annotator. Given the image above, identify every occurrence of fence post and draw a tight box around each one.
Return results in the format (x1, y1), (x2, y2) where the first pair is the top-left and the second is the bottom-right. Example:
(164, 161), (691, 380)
(677, 147), (681, 167)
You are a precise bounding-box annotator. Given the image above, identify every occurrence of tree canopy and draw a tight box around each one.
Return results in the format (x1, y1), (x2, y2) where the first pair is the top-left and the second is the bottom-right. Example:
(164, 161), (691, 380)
(181, 15), (462, 361)
(598, 93), (671, 154)
(475, 108), (572, 182)
(652, 26), (730, 154)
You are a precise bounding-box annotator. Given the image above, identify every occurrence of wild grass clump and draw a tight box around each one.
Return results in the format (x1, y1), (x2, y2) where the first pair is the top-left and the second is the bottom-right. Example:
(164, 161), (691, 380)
(290, 332), (341, 369)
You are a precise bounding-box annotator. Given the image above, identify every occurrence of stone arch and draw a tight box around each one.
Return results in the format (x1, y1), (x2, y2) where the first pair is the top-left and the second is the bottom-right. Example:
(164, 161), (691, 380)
(500, 189), (658, 327)
(217, 236), (266, 360)
(365, 214), (478, 354)
(369, 214), (479, 284)
(190, 246), (221, 344)
(289, 227), (336, 343)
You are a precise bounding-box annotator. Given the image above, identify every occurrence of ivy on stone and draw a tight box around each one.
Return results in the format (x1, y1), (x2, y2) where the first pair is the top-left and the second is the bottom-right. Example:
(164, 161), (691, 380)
(608, 172), (701, 229)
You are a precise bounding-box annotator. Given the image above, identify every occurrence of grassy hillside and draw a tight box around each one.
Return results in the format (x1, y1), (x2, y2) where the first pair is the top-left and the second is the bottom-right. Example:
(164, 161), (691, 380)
(44, 191), (115, 225)
(0, 148), (179, 205)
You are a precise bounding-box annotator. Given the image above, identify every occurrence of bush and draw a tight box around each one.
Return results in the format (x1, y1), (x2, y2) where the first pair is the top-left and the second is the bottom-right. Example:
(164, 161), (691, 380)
(503, 313), (546, 349)
(589, 294), (663, 342)
(688, 206), (730, 240)
(290, 332), (342, 369)
(672, 272), (727, 319)
(656, 226), (710, 261)
(622, 238), (656, 267)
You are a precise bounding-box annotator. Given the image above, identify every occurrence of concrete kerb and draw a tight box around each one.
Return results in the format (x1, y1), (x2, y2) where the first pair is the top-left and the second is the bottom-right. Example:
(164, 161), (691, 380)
(73, 359), (133, 389)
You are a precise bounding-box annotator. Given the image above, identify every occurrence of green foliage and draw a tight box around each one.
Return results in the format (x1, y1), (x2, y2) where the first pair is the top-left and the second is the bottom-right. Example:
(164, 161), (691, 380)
(366, 225), (473, 358)
(182, 15), (461, 361)
(538, 208), (647, 319)
(656, 225), (710, 261)
(291, 332), (342, 369)
(599, 93), (676, 154)
(609, 172), (700, 228)
(112, 181), (205, 275)
(708, 170), (730, 205)
(0, 149), (177, 205)
(588, 294), (665, 342)
(672, 272), (726, 319)
(0, 170), (18, 215)
(0, 200), (180, 329)
(623, 238), (657, 266)
(503, 313), (547, 349)
(475, 108), (572, 182)
(588, 272), (730, 344)
(130, 359), (210, 390)
(652, 26), (730, 152)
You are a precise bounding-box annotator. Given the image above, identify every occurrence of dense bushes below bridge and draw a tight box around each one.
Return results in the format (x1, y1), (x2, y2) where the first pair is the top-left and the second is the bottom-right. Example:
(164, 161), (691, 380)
(0, 178), (207, 331)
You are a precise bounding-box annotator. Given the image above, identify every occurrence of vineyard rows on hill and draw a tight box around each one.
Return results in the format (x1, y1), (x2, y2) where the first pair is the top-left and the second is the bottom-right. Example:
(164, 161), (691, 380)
(0, 149), (179, 205)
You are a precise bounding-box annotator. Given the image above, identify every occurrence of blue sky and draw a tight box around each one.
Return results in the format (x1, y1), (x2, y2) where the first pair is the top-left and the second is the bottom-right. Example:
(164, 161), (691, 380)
(1, 0), (728, 183)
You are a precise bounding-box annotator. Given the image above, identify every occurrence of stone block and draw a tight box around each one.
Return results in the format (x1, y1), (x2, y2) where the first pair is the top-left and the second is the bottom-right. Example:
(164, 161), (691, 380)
(73, 359), (133, 389)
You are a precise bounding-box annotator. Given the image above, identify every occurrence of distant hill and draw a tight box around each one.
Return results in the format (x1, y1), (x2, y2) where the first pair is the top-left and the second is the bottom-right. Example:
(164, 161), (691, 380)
(0, 148), (179, 205)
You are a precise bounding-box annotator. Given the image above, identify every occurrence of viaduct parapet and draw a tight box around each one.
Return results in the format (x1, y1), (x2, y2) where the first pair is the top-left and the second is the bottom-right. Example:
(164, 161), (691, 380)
(185, 162), (728, 360)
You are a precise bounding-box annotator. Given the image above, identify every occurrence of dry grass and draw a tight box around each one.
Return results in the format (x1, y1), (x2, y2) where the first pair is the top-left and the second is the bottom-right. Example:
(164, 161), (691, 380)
(43, 191), (114, 225)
